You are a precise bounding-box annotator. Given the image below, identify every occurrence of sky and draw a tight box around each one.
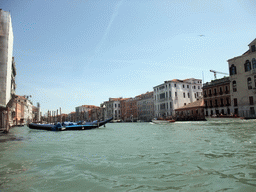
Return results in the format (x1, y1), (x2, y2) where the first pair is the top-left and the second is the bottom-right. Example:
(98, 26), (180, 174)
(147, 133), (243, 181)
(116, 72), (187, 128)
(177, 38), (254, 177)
(1, 0), (256, 114)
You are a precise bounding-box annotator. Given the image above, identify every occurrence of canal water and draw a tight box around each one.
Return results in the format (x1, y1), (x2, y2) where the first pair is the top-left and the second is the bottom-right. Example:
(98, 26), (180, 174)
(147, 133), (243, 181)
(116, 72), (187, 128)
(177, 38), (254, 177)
(0, 119), (256, 191)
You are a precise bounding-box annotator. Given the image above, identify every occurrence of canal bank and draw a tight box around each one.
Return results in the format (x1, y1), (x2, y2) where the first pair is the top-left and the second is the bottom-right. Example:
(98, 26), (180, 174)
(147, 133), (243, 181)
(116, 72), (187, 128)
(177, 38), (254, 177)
(1, 120), (256, 191)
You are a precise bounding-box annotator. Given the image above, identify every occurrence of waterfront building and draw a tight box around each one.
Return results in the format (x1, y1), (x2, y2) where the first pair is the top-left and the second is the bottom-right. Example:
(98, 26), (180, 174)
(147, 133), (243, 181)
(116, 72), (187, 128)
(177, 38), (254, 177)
(137, 91), (154, 122)
(153, 78), (202, 118)
(0, 10), (15, 129)
(14, 95), (33, 125)
(68, 112), (76, 122)
(202, 77), (231, 116)
(102, 98), (122, 120)
(90, 106), (104, 121)
(121, 96), (140, 122)
(75, 105), (98, 121)
(175, 98), (205, 121)
(32, 102), (41, 123)
(228, 38), (256, 118)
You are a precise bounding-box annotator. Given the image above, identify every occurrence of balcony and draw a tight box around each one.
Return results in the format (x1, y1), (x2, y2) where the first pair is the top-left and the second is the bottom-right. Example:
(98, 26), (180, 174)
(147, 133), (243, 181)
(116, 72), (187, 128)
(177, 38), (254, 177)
(204, 94), (207, 98)
(219, 92), (223, 95)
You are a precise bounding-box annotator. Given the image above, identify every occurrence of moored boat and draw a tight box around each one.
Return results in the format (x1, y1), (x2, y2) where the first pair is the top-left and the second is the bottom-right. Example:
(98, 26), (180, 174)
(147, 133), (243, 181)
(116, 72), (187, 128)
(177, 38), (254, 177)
(29, 117), (113, 131)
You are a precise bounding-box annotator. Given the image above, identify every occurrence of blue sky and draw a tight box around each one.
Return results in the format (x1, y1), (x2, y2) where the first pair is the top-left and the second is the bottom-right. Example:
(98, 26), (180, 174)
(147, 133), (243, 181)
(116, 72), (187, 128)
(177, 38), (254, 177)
(1, 0), (256, 114)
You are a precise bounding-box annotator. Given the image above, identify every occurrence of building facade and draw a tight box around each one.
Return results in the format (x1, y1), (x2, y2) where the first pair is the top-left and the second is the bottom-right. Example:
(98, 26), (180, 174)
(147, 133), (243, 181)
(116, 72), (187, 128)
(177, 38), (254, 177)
(175, 98), (205, 121)
(102, 98), (122, 120)
(203, 77), (231, 116)
(121, 97), (140, 122)
(153, 78), (202, 118)
(137, 91), (154, 122)
(0, 10), (15, 130)
(228, 38), (256, 118)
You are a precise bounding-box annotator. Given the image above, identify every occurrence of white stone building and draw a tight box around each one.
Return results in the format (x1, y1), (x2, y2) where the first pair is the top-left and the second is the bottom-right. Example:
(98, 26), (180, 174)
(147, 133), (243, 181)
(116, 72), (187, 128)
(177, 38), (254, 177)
(228, 38), (256, 118)
(102, 98), (122, 120)
(153, 78), (202, 118)
(0, 10), (15, 129)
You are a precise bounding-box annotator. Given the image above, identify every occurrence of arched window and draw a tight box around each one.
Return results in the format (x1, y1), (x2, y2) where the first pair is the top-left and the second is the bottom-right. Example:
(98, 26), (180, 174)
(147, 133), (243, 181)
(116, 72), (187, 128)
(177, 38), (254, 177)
(244, 60), (251, 72)
(232, 81), (237, 92)
(229, 64), (237, 75)
(248, 77), (252, 89)
(252, 58), (256, 69)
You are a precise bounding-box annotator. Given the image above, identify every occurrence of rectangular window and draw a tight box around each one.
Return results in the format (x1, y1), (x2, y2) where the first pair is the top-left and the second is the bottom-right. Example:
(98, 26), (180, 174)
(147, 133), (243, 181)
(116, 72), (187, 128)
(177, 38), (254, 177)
(187, 85), (189, 88)
(188, 93), (190, 98)
(175, 92), (177, 97)
(234, 98), (237, 106)
(169, 91), (171, 97)
(250, 107), (255, 115)
(160, 93), (165, 99)
(183, 92), (185, 98)
(249, 96), (254, 105)
(252, 45), (256, 52)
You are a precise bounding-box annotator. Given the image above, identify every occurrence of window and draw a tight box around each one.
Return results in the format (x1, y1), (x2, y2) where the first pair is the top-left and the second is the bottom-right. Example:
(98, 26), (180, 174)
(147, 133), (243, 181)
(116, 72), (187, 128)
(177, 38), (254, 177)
(249, 96), (254, 105)
(194, 86), (196, 89)
(184, 103), (186, 106)
(160, 93), (165, 99)
(175, 92), (177, 97)
(215, 99), (218, 107)
(220, 87), (223, 94)
(169, 91), (171, 97)
(250, 107), (255, 115)
(209, 89), (212, 96)
(252, 45), (256, 52)
(214, 88), (217, 95)
(183, 92), (185, 98)
(188, 93), (190, 98)
(229, 64), (237, 75)
(234, 98), (237, 106)
(195, 93), (196, 98)
(248, 77), (252, 89)
(170, 102), (172, 108)
(198, 86), (200, 89)
(160, 103), (165, 109)
(183, 84), (185, 88)
(187, 85), (189, 88)
(174, 84), (176, 87)
(252, 58), (256, 69)
(244, 60), (251, 72)
(255, 75), (256, 87)
(205, 101), (208, 107)
(232, 81), (237, 92)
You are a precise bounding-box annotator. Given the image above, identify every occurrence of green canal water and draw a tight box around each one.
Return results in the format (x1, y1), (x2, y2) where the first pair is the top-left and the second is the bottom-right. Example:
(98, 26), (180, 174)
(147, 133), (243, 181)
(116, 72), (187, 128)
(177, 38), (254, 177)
(0, 119), (256, 191)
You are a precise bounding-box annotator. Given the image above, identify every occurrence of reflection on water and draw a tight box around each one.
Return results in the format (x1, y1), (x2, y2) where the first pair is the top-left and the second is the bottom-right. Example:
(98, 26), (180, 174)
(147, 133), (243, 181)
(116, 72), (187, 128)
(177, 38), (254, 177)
(0, 120), (256, 191)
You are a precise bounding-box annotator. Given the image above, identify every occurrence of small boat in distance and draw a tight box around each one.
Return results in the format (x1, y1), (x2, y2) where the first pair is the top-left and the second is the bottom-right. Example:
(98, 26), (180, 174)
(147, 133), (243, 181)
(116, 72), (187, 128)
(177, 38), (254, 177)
(29, 117), (113, 131)
(151, 118), (175, 124)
